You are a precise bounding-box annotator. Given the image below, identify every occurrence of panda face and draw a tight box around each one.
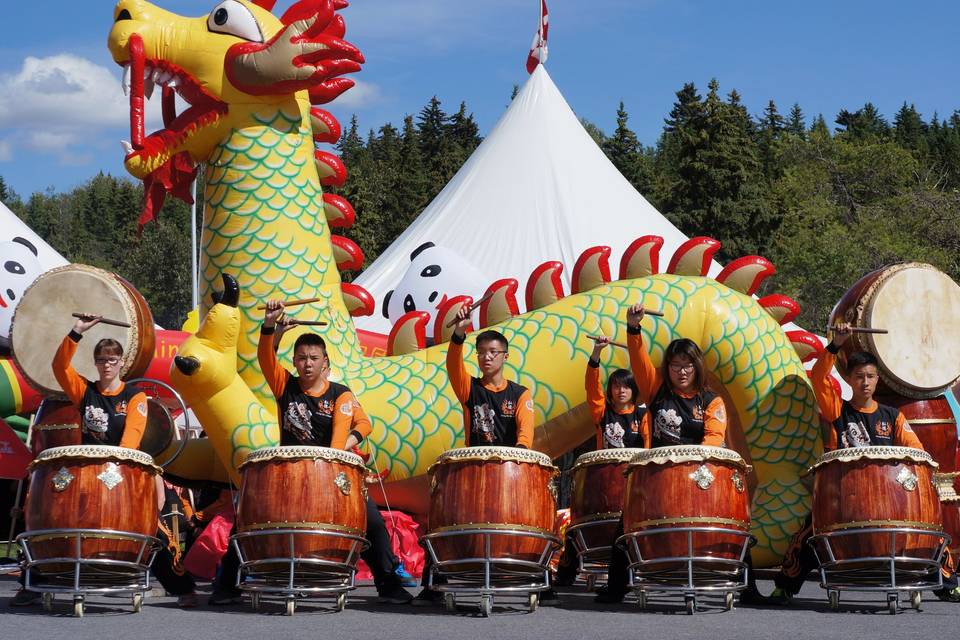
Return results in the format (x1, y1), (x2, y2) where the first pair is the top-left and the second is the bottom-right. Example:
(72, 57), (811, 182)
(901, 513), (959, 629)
(382, 242), (490, 326)
(0, 237), (42, 347)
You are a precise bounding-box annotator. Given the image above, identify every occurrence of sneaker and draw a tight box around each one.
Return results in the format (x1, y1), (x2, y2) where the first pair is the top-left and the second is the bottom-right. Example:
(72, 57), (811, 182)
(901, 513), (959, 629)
(208, 588), (243, 606)
(394, 562), (418, 587)
(767, 587), (793, 605)
(737, 586), (769, 606)
(594, 585), (627, 604)
(177, 592), (200, 608)
(9, 588), (40, 607)
(539, 588), (560, 606)
(411, 587), (442, 607)
(933, 586), (960, 602)
(377, 585), (413, 604)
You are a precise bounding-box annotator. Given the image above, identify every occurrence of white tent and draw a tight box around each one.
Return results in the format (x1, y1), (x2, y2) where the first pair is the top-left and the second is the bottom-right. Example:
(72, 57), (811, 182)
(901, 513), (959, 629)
(354, 65), (719, 334)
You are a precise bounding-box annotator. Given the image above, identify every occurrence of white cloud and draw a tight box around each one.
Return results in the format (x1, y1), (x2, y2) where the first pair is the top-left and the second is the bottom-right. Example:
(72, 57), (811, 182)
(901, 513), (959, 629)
(0, 140), (11, 162)
(331, 79), (382, 108)
(0, 54), (127, 130)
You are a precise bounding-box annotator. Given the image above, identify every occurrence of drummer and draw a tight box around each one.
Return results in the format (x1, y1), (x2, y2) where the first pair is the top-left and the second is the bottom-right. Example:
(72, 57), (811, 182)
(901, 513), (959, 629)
(594, 302), (732, 603)
(413, 304), (554, 604)
(10, 315), (198, 607)
(209, 300), (413, 605)
(766, 323), (960, 603)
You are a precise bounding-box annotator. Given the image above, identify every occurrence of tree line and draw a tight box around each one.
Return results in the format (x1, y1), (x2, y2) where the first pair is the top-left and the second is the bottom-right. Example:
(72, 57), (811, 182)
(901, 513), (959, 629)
(2, 82), (959, 330)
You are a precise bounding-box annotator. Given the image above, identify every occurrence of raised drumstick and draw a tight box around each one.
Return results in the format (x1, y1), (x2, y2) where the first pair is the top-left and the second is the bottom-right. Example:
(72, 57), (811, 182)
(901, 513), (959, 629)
(256, 297), (322, 311)
(641, 309), (665, 318)
(72, 313), (131, 328)
(445, 290), (497, 328)
(826, 325), (888, 335)
(280, 319), (328, 327)
(586, 335), (629, 349)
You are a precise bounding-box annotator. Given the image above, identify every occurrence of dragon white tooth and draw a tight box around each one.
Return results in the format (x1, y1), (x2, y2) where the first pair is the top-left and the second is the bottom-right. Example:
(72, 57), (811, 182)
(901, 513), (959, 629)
(167, 76), (179, 88)
(156, 70), (174, 85)
(122, 63), (131, 97)
(121, 139), (134, 155)
(152, 68), (164, 83)
(144, 76), (155, 100)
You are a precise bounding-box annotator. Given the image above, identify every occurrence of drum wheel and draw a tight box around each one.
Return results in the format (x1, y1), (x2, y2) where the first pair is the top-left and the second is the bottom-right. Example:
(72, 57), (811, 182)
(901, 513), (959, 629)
(684, 595), (696, 615)
(42, 593), (53, 612)
(132, 592), (143, 613)
(828, 590), (839, 611)
(336, 592), (347, 612)
(637, 591), (647, 610)
(286, 597), (296, 616)
(443, 593), (456, 612)
(910, 591), (921, 611)
(73, 595), (84, 618)
(527, 592), (538, 613)
(725, 592), (734, 611)
(586, 574), (597, 592)
(479, 594), (493, 617)
(887, 593), (898, 615)
(250, 592), (261, 612)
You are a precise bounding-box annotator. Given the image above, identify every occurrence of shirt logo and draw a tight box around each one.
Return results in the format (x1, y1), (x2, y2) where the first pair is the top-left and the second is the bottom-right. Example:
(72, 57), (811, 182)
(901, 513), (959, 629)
(472, 403), (497, 443)
(501, 399), (516, 417)
(603, 422), (625, 448)
(654, 408), (683, 443)
(339, 401), (354, 416)
(875, 420), (892, 438)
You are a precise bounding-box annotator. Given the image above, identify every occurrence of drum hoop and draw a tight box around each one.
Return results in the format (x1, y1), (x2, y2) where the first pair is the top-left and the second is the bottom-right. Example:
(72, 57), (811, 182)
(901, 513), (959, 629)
(934, 472), (960, 502)
(813, 518), (944, 534)
(238, 521), (364, 537)
(31, 445), (160, 472)
(430, 446), (555, 470)
(427, 522), (557, 537)
(33, 423), (80, 432)
(572, 448), (647, 471)
(808, 446), (936, 474)
(628, 516), (751, 530)
(240, 446), (365, 469)
(627, 445), (747, 469)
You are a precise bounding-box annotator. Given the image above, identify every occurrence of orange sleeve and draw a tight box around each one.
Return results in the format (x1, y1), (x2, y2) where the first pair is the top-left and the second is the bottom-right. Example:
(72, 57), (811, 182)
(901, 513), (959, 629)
(330, 391), (372, 450)
(627, 332), (662, 405)
(52, 333), (89, 407)
(515, 388), (534, 449)
(822, 415), (838, 452)
(810, 350), (843, 423)
(445, 338), (472, 404)
(702, 396), (728, 447)
(894, 413), (925, 450)
(257, 329), (288, 399)
(585, 361), (606, 424)
(119, 391), (148, 449)
(640, 412), (651, 448)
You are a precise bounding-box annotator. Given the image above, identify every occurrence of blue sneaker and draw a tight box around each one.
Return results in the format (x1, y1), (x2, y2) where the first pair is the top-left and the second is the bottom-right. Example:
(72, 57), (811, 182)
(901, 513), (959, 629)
(395, 562), (418, 587)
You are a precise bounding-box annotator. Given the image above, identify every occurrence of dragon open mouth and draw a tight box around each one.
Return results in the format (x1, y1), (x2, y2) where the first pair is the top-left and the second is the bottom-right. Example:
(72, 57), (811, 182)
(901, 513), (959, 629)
(120, 34), (228, 168)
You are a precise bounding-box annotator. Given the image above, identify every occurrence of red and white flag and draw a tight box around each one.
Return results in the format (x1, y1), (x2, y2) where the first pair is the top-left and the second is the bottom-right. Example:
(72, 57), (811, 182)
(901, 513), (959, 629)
(525, 0), (549, 74)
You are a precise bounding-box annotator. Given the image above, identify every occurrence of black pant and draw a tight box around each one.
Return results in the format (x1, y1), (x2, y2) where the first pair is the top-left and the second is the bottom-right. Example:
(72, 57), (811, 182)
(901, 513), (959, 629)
(773, 514), (818, 595)
(216, 497), (401, 593)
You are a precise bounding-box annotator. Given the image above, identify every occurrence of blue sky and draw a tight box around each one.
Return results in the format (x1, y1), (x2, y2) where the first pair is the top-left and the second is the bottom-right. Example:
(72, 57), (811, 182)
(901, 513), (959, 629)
(0, 0), (957, 198)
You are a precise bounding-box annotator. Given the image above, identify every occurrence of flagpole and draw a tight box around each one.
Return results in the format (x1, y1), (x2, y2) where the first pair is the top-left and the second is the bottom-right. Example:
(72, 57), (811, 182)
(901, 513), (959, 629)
(190, 169), (200, 312)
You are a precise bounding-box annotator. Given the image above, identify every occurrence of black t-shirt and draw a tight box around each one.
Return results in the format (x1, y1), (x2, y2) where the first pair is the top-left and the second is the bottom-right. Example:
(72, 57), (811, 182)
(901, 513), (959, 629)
(649, 386), (718, 448)
(832, 401), (900, 448)
(278, 375), (351, 448)
(598, 404), (646, 448)
(80, 381), (142, 446)
(466, 378), (528, 447)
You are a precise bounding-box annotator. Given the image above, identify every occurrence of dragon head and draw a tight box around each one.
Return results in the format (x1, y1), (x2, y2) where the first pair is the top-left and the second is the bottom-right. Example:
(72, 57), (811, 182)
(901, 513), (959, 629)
(107, 0), (363, 223)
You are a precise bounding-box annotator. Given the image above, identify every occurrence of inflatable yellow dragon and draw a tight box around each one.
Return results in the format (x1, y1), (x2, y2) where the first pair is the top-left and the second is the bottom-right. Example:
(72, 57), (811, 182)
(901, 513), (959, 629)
(108, 0), (822, 565)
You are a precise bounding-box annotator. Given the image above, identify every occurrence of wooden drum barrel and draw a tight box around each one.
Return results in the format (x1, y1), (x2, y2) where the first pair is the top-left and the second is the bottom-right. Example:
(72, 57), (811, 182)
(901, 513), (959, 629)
(235, 447), (367, 571)
(829, 262), (960, 399)
(622, 446), (751, 569)
(569, 448), (644, 554)
(30, 399), (81, 454)
(810, 447), (944, 566)
(11, 264), (155, 397)
(426, 447), (559, 573)
(25, 445), (159, 572)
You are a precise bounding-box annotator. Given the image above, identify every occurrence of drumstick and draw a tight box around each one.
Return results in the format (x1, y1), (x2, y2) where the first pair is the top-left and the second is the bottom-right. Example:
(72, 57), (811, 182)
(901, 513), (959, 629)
(256, 297), (322, 311)
(71, 313), (131, 328)
(278, 318), (328, 327)
(586, 335), (628, 349)
(641, 309), (665, 318)
(826, 325), (889, 335)
(445, 290), (497, 327)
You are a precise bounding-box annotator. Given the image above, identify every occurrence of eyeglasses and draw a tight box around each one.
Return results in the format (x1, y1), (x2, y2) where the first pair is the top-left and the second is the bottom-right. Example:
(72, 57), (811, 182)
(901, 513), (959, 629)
(668, 363), (695, 373)
(94, 357), (122, 366)
(476, 350), (507, 359)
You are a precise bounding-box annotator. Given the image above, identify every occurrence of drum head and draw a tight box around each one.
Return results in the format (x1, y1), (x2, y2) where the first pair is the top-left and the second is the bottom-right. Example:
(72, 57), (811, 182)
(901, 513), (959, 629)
(867, 265), (960, 394)
(10, 265), (150, 396)
(139, 398), (175, 458)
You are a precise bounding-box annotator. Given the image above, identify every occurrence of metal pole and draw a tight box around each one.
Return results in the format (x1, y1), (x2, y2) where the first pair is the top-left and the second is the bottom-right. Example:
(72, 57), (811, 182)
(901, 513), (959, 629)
(190, 168), (201, 312)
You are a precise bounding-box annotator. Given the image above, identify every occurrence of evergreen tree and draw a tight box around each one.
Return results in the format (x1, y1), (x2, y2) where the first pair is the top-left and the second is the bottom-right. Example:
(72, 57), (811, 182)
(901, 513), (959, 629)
(0, 176), (9, 204)
(835, 103), (890, 141)
(786, 103), (806, 137)
(892, 102), (928, 152)
(757, 100), (786, 179)
(602, 102), (651, 193)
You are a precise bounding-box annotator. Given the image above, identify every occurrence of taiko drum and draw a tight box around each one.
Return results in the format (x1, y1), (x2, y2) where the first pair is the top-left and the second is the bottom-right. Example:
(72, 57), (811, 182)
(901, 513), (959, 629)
(569, 448), (645, 555)
(426, 447), (559, 573)
(29, 399), (81, 454)
(622, 446), (751, 569)
(235, 447), (368, 571)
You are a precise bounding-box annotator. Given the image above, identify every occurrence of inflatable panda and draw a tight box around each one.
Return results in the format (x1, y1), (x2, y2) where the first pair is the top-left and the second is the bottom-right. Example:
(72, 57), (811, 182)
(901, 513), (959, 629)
(0, 237), (43, 348)
(382, 242), (489, 327)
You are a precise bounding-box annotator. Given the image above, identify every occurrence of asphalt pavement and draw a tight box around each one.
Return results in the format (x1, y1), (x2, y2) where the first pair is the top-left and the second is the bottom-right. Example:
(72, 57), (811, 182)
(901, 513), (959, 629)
(2, 573), (957, 640)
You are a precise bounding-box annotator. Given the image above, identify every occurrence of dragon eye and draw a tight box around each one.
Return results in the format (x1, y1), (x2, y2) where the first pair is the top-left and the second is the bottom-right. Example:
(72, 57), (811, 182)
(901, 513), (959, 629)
(207, 0), (263, 42)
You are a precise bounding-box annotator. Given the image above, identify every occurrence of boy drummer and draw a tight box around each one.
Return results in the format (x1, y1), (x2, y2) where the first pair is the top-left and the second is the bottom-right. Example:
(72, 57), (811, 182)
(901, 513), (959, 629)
(209, 300), (412, 605)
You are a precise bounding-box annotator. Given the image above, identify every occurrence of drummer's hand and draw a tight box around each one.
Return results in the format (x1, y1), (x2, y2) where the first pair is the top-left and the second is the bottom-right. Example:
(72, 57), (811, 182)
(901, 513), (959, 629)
(831, 322), (853, 347)
(626, 303), (645, 329)
(263, 299), (285, 328)
(452, 304), (471, 339)
(73, 314), (102, 334)
(591, 335), (611, 358)
(344, 433), (360, 451)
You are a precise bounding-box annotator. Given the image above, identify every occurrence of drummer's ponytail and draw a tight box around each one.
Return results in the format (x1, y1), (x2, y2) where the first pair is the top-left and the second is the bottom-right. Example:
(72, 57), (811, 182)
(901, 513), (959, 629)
(661, 338), (708, 393)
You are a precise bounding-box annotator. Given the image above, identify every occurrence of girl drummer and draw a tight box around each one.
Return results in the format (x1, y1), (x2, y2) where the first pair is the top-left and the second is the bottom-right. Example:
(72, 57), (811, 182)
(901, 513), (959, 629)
(594, 302), (729, 603)
(586, 337), (645, 449)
